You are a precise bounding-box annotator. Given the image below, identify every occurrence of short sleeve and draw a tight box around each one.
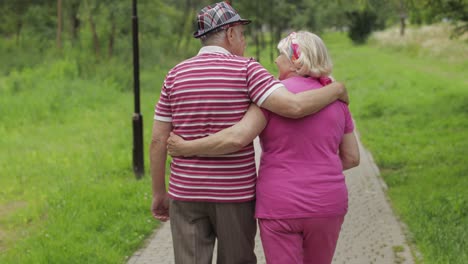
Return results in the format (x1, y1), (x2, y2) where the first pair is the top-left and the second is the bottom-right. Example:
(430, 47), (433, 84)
(245, 59), (283, 106)
(343, 105), (354, 133)
(154, 84), (172, 122)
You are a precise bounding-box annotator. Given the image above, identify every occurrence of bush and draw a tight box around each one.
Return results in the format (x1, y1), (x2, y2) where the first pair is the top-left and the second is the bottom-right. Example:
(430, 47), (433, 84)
(346, 10), (378, 44)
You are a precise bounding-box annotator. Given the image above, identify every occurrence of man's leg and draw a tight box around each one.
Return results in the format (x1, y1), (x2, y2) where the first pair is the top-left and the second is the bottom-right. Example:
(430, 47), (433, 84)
(169, 199), (216, 264)
(212, 201), (257, 264)
(258, 218), (303, 264)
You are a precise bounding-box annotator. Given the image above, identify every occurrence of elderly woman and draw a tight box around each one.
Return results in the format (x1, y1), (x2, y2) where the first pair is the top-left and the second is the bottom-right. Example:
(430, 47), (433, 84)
(167, 31), (359, 264)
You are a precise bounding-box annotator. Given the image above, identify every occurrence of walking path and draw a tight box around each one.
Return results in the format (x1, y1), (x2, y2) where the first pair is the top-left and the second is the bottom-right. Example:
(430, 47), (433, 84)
(128, 133), (415, 264)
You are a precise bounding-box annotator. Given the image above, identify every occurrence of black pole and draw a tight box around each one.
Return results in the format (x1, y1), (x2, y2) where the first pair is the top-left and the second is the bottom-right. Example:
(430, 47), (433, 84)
(132, 0), (144, 178)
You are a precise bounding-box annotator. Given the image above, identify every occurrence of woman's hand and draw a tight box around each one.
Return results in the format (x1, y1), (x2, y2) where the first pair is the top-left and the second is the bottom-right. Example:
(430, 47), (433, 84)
(167, 132), (190, 157)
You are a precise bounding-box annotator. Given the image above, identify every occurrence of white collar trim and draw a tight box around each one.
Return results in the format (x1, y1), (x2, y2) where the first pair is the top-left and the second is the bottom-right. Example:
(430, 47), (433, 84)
(198, 46), (231, 55)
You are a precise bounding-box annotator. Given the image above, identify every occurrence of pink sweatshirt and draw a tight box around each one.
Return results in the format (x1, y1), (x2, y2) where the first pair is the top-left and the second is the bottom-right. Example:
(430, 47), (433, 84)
(256, 76), (354, 219)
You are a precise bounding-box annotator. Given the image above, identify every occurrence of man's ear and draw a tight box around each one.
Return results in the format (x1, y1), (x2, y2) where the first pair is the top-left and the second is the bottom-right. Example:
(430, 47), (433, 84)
(226, 27), (235, 44)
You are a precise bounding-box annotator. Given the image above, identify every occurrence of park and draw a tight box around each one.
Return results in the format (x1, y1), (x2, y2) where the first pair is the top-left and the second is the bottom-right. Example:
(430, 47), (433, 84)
(0, 0), (466, 263)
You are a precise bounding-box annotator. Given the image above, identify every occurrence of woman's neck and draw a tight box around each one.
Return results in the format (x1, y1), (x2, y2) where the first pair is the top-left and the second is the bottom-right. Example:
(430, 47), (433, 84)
(283, 72), (301, 80)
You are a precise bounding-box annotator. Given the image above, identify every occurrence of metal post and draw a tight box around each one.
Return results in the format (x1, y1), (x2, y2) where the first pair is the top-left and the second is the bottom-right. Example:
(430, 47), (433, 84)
(132, 0), (144, 178)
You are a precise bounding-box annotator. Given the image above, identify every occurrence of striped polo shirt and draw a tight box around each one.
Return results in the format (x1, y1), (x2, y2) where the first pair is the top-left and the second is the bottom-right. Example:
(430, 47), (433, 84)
(154, 46), (282, 202)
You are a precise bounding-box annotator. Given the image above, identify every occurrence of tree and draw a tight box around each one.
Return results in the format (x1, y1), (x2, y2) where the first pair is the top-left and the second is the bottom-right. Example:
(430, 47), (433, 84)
(346, 9), (378, 44)
(83, 1), (101, 58)
(107, 6), (117, 58)
(388, 0), (411, 36)
(235, 0), (269, 61)
(424, 0), (468, 36)
(65, 0), (81, 45)
(0, 0), (32, 43)
(56, 0), (63, 49)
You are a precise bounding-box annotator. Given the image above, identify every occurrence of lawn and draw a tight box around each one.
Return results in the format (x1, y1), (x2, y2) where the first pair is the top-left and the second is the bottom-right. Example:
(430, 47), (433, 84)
(249, 31), (467, 264)
(326, 32), (467, 264)
(0, 31), (466, 263)
(0, 58), (167, 263)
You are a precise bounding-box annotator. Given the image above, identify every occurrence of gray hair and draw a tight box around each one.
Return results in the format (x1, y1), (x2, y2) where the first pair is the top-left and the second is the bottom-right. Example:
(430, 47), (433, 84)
(200, 29), (227, 46)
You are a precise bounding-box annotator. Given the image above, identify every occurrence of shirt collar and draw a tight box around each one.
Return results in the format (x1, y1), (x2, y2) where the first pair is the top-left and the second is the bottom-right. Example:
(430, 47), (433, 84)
(198, 46), (232, 55)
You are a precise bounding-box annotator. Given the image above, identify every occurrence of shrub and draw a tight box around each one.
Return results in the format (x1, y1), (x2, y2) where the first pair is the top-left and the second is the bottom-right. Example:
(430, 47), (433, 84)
(346, 10), (378, 44)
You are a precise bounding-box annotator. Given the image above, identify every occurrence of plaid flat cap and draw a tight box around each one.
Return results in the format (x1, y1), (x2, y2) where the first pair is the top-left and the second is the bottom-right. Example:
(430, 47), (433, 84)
(193, 1), (251, 38)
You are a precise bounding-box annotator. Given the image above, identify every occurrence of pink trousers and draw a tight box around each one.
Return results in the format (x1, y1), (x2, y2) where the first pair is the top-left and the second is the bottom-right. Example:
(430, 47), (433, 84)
(259, 215), (345, 264)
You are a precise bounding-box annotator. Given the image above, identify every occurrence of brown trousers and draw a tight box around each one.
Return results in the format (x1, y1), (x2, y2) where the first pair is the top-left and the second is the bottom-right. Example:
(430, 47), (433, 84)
(169, 199), (257, 264)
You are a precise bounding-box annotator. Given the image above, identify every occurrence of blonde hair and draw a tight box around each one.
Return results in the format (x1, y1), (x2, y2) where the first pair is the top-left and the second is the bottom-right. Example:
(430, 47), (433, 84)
(277, 31), (333, 78)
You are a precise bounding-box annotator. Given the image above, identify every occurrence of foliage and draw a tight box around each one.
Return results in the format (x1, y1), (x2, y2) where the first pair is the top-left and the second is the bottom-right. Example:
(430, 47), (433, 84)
(429, 0), (467, 36)
(251, 30), (467, 264)
(1, 0), (465, 62)
(325, 32), (467, 264)
(0, 0), (467, 263)
(346, 9), (378, 44)
(411, 0), (467, 36)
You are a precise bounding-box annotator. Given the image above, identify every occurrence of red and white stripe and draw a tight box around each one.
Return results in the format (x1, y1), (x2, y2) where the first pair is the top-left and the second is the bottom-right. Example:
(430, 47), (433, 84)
(154, 46), (282, 202)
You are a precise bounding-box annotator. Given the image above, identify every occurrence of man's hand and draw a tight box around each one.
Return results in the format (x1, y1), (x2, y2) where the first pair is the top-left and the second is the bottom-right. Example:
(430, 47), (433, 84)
(167, 132), (190, 157)
(151, 192), (170, 222)
(335, 82), (349, 105)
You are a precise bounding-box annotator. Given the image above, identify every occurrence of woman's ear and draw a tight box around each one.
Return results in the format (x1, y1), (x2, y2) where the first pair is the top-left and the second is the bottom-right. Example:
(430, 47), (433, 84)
(289, 61), (299, 72)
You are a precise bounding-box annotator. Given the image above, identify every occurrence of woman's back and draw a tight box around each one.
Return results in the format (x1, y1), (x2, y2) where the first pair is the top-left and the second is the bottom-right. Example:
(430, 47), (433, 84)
(256, 76), (354, 219)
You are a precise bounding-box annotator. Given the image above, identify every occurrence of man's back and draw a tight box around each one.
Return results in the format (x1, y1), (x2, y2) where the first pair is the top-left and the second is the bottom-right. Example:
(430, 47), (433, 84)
(154, 46), (282, 203)
(165, 51), (252, 139)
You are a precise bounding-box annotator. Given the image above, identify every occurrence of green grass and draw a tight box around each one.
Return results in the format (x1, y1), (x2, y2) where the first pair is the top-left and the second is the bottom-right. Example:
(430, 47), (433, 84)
(0, 57), (168, 263)
(0, 31), (466, 263)
(249, 32), (467, 264)
(324, 32), (467, 264)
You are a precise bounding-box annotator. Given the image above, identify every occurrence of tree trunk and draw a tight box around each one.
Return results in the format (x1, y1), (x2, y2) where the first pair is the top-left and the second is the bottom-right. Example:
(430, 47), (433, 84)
(108, 10), (116, 58)
(400, 15), (406, 36)
(398, 1), (406, 36)
(177, 0), (192, 51)
(182, 8), (196, 52)
(254, 32), (260, 62)
(56, 0), (63, 50)
(89, 15), (100, 58)
(260, 29), (265, 49)
(272, 28), (282, 62)
(269, 0), (274, 63)
(269, 36), (274, 63)
(15, 20), (22, 44)
(254, 0), (260, 62)
(70, 1), (81, 45)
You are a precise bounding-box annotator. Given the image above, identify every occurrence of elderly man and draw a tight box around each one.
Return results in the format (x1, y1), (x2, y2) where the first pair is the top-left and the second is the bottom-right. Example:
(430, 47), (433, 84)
(150, 2), (348, 263)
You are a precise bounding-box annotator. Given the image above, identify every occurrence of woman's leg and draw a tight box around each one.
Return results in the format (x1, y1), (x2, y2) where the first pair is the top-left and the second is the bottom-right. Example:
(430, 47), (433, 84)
(302, 215), (345, 264)
(259, 218), (302, 264)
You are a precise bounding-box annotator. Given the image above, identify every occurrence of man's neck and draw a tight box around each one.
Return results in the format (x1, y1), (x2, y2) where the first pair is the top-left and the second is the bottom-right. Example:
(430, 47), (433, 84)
(198, 45), (232, 55)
